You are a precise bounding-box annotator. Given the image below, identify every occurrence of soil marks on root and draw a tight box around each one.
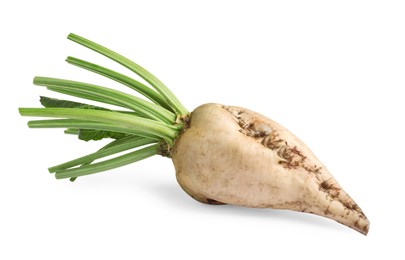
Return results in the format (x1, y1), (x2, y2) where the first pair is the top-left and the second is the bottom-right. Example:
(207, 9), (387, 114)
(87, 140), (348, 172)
(223, 105), (368, 230)
(223, 105), (321, 173)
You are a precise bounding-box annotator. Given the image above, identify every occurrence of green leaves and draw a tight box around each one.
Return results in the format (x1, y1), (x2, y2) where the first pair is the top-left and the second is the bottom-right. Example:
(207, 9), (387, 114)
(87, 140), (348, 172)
(48, 135), (155, 173)
(77, 129), (127, 141)
(55, 144), (159, 179)
(19, 108), (178, 142)
(20, 33), (188, 179)
(40, 96), (127, 141)
(67, 33), (189, 116)
(40, 96), (109, 111)
(66, 57), (172, 111)
(34, 77), (176, 124)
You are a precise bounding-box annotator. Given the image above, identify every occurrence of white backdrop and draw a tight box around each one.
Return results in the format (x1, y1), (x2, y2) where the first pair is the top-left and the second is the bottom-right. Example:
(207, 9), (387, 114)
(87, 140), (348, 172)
(1, 1), (404, 259)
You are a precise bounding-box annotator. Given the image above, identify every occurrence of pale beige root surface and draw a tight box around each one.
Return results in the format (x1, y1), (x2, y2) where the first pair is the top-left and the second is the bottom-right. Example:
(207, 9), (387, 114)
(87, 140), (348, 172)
(172, 103), (369, 235)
